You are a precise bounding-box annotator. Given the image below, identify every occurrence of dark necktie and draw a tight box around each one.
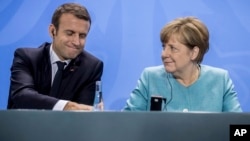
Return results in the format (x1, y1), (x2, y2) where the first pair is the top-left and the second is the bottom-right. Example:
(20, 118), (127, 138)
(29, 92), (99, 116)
(50, 61), (66, 97)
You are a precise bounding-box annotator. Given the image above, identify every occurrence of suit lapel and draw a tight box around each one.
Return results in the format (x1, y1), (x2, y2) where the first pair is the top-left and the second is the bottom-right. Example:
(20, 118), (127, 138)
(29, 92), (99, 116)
(57, 54), (82, 98)
(36, 43), (52, 95)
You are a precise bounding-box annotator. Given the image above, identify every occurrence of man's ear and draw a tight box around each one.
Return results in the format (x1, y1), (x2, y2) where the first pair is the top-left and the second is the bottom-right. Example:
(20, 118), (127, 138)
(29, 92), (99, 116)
(52, 29), (55, 37)
(49, 24), (56, 37)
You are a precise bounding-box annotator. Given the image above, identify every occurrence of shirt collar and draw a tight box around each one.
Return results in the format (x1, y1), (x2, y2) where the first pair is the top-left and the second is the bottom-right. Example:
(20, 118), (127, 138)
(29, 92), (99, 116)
(50, 44), (71, 65)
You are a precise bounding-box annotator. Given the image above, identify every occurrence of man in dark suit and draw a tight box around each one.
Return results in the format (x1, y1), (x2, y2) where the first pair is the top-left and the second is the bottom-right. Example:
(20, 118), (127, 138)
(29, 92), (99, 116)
(7, 3), (103, 111)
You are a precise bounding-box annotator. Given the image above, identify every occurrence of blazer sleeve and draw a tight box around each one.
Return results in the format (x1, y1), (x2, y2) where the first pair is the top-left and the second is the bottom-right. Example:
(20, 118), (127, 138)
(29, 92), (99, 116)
(8, 48), (58, 109)
(222, 71), (242, 112)
(123, 68), (149, 111)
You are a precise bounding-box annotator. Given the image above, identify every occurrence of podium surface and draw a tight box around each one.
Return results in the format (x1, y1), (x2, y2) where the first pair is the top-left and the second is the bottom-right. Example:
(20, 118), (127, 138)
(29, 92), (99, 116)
(0, 110), (249, 141)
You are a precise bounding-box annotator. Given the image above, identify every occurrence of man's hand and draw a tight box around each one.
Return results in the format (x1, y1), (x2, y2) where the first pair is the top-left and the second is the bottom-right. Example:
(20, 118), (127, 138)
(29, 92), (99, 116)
(97, 101), (104, 111)
(63, 101), (93, 111)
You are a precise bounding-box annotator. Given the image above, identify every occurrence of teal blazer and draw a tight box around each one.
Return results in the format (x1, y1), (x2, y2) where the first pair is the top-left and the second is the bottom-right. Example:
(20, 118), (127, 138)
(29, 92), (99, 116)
(123, 65), (242, 112)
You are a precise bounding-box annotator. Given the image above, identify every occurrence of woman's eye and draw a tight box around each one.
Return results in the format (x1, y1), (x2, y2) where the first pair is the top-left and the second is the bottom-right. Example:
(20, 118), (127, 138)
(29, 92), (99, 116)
(170, 46), (178, 52)
(162, 46), (165, 49)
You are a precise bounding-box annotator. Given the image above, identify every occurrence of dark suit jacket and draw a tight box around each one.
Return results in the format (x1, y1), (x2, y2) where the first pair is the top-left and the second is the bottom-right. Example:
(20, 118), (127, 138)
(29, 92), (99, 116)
(7, 42), (103, 109)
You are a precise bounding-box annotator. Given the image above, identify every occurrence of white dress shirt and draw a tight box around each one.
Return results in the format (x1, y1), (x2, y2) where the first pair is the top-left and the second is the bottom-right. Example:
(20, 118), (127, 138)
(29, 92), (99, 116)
(50, 45), (71, 111)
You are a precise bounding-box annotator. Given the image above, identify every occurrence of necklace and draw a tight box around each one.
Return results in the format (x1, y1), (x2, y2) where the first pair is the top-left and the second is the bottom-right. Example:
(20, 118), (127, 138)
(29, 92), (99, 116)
(176, 64), (200, 87)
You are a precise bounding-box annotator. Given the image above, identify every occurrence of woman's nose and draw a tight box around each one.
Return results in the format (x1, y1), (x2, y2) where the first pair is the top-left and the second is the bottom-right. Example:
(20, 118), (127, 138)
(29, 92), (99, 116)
(162, 47), (170, 57)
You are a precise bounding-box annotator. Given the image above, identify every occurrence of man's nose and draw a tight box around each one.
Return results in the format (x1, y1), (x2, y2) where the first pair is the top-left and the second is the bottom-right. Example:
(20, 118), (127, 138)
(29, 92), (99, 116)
(72, 35), (80, 45)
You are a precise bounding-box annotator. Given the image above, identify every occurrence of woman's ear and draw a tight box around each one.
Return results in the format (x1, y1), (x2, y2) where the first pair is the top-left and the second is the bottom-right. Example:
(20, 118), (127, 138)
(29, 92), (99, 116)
(191, 46), (199, 60)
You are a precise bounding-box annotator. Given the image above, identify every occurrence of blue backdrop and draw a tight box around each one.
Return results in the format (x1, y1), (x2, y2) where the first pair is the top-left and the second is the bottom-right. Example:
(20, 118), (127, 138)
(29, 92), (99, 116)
(0, 0), (249, 111)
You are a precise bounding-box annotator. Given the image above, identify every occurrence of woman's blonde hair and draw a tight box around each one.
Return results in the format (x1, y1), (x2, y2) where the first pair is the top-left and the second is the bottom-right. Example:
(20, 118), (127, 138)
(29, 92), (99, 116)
(160, 16), (209, 64)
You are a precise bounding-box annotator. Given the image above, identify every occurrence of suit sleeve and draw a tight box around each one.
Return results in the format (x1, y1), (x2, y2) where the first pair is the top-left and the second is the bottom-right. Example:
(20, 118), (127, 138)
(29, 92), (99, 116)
(8, 48), (58, 109)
